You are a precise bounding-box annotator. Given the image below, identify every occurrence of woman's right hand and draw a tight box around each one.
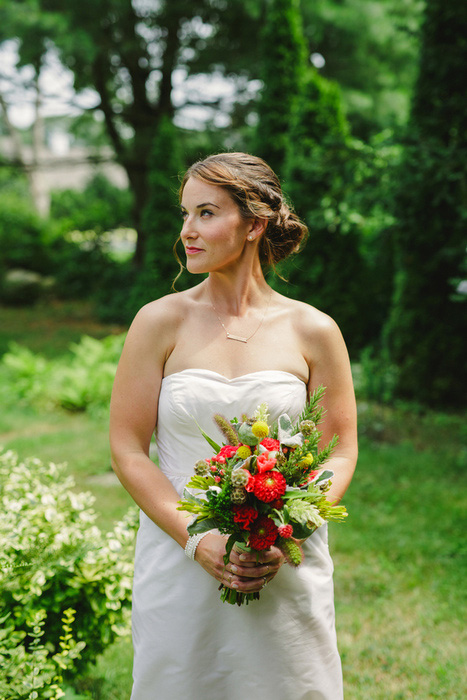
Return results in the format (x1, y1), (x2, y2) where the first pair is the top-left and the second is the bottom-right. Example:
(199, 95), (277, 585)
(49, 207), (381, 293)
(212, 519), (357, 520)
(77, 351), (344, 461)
(194, 534), (276, 594)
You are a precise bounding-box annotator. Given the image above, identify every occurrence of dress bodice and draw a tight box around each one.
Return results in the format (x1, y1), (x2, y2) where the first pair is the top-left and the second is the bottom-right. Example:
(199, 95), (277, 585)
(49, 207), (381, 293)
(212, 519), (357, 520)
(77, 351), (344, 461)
(156, 368), (307, 492)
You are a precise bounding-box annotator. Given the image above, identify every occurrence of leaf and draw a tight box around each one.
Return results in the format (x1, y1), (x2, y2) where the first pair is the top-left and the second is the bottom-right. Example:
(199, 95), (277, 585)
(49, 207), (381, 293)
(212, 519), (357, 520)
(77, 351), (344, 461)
(280, 433), (304, 447)
(180, 488), (205, 506)
(291, 522), (317, 540)
(315, 469), (334, 485)
(190, 414), (221, 453)
(187, 518), (217, 535)
(278, 413), (293, 443)
(283, 487), (310, 500)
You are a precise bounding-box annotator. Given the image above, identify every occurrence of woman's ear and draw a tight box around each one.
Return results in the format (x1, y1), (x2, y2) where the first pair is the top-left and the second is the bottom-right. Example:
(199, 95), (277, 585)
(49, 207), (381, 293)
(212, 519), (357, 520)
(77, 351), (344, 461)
(247, 217), (268, 241)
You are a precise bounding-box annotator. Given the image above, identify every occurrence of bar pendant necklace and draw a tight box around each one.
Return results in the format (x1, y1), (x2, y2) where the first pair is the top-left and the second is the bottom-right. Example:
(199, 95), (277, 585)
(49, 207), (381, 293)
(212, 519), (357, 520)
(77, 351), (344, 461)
(209, 287), (272, 344)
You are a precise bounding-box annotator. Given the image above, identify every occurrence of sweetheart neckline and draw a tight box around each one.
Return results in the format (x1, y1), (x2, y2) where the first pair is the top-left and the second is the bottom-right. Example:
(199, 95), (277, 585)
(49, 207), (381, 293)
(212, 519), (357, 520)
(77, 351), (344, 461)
(162, 368), (307, 385)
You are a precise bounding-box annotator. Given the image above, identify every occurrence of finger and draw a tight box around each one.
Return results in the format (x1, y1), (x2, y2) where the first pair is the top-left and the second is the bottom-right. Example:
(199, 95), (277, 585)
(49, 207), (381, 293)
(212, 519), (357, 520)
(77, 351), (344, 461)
(228, 562), (279, 580)
(220, 570), (235, 588)
(233, 574), (273, 593)
(229, 551), (257, 567)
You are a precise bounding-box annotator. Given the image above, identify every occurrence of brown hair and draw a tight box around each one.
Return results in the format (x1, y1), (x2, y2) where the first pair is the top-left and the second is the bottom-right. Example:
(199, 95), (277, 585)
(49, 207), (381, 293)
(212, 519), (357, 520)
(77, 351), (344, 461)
(179, 152), (308, 266)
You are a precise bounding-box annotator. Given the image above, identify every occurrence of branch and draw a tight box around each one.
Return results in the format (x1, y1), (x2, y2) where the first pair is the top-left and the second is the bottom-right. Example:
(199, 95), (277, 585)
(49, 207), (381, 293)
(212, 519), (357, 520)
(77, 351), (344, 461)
(159, 14), (182, 116)
(91, 54), (125, 159)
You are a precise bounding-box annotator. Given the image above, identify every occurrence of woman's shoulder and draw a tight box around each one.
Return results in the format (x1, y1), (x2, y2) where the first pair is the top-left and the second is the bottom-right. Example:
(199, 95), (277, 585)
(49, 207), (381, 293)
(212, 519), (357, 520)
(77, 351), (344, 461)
(274, 293), (346, 358)
(276, 293), (339, 334)
(124, 288), (202, 361)
(132, 287), (201, 329)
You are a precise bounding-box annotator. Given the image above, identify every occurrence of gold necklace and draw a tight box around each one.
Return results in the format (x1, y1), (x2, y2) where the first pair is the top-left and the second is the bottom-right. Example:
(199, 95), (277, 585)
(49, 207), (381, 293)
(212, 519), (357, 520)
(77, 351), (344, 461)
(208, 285), (272, 343)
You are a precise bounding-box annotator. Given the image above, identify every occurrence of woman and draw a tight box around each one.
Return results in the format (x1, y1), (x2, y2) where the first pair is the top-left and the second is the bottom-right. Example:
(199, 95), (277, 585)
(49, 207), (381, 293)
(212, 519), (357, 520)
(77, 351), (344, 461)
(110, 152), (357, 699)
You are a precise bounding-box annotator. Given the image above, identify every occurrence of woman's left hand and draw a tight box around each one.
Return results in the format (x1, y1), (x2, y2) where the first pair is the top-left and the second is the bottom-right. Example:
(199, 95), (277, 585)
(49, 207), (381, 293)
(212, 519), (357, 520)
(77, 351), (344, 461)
(222, 544), (285, 593)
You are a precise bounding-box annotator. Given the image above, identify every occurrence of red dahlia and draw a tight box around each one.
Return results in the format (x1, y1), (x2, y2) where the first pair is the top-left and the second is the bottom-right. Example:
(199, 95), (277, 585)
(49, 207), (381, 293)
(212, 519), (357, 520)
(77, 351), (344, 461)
(253, 470), (286, 502)
(233, 504), (258, 530)
(244, 470), (255, 492)
(249, 516), (278, 550)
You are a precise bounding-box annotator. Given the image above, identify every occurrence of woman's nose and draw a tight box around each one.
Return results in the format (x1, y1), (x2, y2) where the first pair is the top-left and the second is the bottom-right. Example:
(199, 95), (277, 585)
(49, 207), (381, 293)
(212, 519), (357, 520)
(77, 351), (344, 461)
(181, 215), (197, 239)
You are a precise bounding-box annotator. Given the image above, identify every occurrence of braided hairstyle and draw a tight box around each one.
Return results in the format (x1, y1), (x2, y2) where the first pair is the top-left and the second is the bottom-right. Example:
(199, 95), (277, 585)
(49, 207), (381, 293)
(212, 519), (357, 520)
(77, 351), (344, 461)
(179, 152), (308, 266)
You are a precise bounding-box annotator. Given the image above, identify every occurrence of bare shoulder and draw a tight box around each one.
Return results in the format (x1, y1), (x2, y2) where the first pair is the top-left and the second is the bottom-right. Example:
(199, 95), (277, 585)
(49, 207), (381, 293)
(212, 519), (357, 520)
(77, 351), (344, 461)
(126, 287), (200, 358)
(276, 295), (345, 361)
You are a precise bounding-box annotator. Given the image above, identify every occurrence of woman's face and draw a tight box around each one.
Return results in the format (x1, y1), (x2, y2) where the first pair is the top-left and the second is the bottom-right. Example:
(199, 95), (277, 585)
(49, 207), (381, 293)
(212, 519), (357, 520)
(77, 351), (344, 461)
(180, 177), (253, 274)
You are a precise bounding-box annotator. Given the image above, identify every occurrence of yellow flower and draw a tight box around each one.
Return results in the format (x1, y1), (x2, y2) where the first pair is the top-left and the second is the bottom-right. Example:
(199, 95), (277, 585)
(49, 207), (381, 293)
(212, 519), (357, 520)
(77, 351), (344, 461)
(299, 453), (314, 468)
(236, 445), (252, 459)
(251, 421), (269, 439)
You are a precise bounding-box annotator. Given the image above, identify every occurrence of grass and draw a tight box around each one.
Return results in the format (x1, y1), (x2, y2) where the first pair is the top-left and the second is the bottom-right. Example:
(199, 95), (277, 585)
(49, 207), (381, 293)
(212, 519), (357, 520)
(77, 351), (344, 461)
(0, 300), (125, 358)
(1, 302), (466, 699)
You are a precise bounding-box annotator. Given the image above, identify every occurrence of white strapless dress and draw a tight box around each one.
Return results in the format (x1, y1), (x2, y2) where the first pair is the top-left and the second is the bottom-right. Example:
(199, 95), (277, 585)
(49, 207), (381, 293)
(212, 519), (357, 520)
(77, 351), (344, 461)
(130, 369), (343, 700)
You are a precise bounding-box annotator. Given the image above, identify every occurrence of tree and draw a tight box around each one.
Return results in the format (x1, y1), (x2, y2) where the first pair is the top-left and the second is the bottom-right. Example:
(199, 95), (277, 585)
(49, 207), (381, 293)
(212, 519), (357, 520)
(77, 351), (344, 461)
(301, 0), (424, 138)
(253, 0), (306, 175)
(281, 67), (383, 354)
(0, 0), (264, 267)
(384, 2), (467, 407)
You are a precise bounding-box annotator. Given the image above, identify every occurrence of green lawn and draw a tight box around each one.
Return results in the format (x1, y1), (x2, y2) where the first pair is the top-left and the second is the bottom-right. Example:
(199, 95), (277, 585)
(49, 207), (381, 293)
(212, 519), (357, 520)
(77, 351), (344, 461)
(1, 303), (466, 699)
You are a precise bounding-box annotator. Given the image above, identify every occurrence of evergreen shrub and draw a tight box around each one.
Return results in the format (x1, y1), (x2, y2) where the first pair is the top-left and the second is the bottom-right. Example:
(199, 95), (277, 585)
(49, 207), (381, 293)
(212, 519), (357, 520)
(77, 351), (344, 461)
(0, 449), (138, 680)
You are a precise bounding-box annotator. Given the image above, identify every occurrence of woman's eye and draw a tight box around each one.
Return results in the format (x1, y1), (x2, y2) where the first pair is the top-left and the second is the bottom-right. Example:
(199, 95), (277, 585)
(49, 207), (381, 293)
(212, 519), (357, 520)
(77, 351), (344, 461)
(180, 210), (188, 219)
(200, 209), (213, 217)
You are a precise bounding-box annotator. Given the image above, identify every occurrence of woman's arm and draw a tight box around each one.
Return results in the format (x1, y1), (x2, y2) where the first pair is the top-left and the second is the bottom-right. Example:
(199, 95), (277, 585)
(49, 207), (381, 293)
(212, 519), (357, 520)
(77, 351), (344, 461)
(303, 311), (358, 504)
(110, 300), (194, 548)
(110, 299), (274, 592)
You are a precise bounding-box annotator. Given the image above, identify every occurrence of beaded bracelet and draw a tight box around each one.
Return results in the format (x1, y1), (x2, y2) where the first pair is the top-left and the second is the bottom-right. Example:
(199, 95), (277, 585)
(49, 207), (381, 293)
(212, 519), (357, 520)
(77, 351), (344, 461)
(184, 532), (210, 561)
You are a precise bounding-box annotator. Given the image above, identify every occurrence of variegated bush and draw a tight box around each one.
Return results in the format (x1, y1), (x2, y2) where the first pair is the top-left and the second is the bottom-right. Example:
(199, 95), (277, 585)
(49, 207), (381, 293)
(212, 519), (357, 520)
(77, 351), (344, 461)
(0, 448), (138, 680)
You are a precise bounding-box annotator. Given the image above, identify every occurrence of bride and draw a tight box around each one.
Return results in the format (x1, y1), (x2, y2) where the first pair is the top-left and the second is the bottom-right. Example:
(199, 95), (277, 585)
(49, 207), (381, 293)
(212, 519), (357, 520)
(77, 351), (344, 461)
(110, 152), (358, 699)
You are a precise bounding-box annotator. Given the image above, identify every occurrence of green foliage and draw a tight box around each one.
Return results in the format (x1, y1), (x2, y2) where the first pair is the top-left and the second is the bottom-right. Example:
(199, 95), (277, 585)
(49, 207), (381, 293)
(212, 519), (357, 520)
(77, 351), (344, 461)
(127, 117), (184, 307)
(0, 448), (138, 680)
(253, 0), (306, 174)
(97, 118), (187, 323)
(0, 609), (89, 699)
(354, 346), (398, 404)
(50, 174), (133, 236)
(1, 333), (126, 414)
(0, 188), (50, 274)
(384, 1), (467, 408)
(282, 69), (398, 353)
(301, 0), (424, 137)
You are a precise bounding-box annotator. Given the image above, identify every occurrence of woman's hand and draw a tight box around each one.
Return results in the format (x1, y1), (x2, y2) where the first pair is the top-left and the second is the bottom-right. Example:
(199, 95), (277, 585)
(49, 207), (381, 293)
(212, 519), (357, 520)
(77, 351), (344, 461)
(195, 535), (284, 593)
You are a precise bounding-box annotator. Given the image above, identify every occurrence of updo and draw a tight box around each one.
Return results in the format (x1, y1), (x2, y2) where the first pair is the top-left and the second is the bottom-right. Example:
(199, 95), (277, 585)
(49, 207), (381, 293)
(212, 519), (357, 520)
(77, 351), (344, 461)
(179, 152), (308, 266)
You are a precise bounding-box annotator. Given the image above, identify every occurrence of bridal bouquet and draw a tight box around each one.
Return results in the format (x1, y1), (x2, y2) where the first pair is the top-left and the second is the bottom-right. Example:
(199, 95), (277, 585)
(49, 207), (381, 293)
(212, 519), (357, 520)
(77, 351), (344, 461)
(178, 386), (348, 605)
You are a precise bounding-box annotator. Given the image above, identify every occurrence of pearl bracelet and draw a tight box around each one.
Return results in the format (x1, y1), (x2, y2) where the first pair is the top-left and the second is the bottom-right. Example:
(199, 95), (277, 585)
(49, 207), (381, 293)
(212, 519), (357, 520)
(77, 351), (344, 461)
(184, 532), (210, 561)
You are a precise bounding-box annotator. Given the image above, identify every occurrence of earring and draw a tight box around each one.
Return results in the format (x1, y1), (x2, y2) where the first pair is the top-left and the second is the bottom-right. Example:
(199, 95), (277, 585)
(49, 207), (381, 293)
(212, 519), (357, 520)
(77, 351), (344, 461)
(248, 235), (254, 241)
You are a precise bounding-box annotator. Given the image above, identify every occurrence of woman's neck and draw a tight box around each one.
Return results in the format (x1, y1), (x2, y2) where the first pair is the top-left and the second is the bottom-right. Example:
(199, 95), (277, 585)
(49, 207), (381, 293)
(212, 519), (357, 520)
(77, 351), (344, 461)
(205, 267), (270, 317)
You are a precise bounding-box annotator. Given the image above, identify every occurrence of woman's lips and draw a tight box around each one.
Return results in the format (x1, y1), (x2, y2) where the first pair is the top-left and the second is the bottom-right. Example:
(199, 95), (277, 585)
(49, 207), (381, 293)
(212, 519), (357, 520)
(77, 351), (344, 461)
(185, 246), (204, 255)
